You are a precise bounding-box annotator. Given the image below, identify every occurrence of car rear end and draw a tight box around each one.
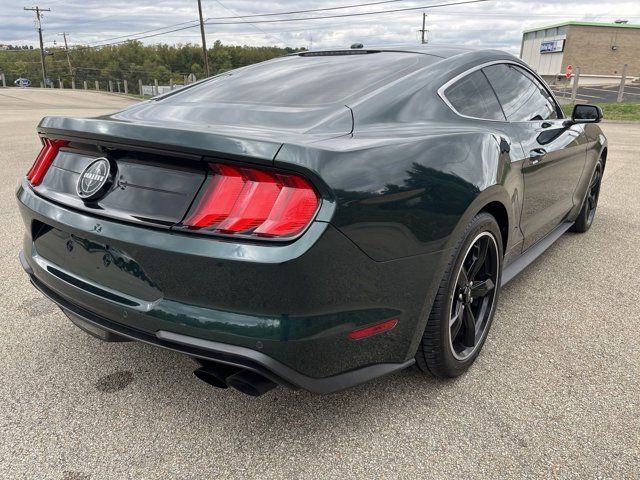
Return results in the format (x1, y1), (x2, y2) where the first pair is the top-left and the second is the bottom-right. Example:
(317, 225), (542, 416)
(17, 117), (429, 394)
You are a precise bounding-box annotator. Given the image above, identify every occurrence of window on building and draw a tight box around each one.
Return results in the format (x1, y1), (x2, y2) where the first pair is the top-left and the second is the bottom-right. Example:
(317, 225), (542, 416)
(444, 70), (506, 121)
(483, 64), (558, 122)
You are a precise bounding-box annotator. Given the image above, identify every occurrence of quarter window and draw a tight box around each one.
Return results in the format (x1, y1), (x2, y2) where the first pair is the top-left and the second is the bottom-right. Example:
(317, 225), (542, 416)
(483, 64), (558, 121)
(444, 70), (506, 121)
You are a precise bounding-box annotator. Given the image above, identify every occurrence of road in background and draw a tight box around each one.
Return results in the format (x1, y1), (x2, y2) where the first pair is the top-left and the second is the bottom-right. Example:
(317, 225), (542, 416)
(1, 90), (639, 479)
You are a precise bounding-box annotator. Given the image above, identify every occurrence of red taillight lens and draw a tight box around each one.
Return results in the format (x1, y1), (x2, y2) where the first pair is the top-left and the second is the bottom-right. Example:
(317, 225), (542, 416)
(183, 163), (320, 239)
(26, 138), (69, 186)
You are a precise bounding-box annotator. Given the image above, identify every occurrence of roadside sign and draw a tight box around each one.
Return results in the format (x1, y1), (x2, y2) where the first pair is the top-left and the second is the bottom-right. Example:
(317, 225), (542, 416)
(565, 65), (573, 79)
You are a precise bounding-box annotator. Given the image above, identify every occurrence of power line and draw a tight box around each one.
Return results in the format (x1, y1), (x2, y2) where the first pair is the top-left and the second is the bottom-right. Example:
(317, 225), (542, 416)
(87, 19), (201, 46)
(76, 0), (494, 49)
(202, 0), (494, 25)
(212, 0), (290, 46)
(62, 1), (640, 50)
(66, 0), (412, 46)
(205, 0), (411, 20)
(75, 0), (407, 46)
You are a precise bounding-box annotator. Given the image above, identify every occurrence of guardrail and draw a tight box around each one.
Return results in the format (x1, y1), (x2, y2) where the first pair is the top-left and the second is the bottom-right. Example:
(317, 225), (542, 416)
(0, 73), (197, 97)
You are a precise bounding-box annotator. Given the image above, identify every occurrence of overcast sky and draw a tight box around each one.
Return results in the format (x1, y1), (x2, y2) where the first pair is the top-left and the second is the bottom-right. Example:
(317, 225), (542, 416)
(2, 0), (640, 55)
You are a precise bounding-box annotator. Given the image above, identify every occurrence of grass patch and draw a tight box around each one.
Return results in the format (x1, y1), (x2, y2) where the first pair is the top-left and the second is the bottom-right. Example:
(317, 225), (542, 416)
(561, 102), (640, 121)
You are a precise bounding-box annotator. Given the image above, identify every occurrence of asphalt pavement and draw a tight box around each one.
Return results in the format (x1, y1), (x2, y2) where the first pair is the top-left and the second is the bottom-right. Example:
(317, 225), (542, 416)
(550, 82), (640, 104)
(1, 88), (639, 479)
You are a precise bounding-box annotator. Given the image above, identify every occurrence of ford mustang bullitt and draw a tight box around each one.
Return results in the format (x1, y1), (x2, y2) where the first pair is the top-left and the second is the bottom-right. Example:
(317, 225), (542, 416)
(17, 45), (606, 396)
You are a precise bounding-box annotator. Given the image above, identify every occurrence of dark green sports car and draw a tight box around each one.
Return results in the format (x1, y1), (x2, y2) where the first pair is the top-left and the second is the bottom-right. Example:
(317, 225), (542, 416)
(17, 45), (607, 396)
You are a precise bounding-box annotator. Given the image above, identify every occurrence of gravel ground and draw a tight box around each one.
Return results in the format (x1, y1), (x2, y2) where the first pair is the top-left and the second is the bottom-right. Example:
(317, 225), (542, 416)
(1, 89), (639, 480)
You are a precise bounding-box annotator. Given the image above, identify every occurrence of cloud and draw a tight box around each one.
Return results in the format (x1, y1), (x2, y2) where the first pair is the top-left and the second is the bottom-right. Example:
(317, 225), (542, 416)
(2, 0), (640, 55)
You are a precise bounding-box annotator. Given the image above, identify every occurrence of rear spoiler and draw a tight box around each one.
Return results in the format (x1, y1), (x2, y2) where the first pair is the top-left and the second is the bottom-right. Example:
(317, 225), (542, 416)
(37, 116), (282, 166)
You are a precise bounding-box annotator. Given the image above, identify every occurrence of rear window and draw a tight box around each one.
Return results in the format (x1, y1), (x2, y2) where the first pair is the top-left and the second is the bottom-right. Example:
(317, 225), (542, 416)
(161, 52), (438, 107)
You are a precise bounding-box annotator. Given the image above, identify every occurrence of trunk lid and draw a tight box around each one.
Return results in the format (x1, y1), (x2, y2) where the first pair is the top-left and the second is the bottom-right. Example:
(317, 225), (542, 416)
(34, 100), (349, 229)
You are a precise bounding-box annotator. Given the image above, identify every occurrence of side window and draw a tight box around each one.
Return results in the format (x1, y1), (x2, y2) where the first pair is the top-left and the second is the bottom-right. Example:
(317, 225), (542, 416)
(519, 68), (561, 119)
(483, 64), (558, 122)
(443, 70), (506, 121)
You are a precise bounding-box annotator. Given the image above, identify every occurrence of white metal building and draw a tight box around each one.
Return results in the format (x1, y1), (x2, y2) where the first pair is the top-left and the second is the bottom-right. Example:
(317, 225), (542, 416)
(520, 21), (640, 83)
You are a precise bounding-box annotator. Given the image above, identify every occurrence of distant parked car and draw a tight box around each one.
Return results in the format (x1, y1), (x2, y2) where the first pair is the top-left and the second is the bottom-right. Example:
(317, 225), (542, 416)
(14, 78), (31, 87)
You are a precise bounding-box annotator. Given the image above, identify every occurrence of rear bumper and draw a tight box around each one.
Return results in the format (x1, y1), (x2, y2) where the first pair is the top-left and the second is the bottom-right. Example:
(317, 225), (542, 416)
(17, 182), (450, 392)
(21, 254), (412, 393)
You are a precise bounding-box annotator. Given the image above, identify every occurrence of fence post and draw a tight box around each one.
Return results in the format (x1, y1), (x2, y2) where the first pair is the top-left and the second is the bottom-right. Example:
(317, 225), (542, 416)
(154, 79), (159, 95)
(40, 81), (44, 88)
(1, 73), (5, 87)
(138, 79), (143, 96)
(116, 81), (121, 93)
(108, 80), (113, 93)
(570, 67), (580, 104)
(95, 80), (99, 91)
(83, 80), (87, 90)
(71, 79), (76, 89)
(170, 78), (174, 90)
(124, 79), (128, 95)
(617, 64), (628, 103)
(59, 77), (64, 89)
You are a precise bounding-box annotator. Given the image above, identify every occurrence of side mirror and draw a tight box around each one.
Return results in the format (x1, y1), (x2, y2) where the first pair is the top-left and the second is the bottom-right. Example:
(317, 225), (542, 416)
(571, 104), (603, 124)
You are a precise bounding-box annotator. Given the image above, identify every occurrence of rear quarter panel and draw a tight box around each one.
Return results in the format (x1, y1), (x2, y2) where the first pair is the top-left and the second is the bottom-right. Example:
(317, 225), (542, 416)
(276, 126), (524, 262)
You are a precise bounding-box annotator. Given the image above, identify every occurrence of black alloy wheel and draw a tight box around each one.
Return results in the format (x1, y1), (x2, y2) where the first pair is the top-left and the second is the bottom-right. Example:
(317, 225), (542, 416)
(416, 213), (503, 378)
(449, 232), (500, 360)
(572, 160), (603, 233)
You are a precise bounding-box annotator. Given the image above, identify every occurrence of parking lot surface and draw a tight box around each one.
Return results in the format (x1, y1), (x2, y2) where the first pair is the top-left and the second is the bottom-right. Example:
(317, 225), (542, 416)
(551, 82), (640, 104)
(1, 89), (639, 479)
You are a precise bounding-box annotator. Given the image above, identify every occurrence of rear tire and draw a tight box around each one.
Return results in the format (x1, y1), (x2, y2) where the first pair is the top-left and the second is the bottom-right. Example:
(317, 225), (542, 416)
(416, 213), (503, 378)
(571, 160), (603, 233)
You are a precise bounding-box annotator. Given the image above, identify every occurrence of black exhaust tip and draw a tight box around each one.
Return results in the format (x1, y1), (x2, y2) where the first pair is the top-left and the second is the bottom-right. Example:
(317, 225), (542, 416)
(193, 361), (241, 390)
(226, 370), (277, 397)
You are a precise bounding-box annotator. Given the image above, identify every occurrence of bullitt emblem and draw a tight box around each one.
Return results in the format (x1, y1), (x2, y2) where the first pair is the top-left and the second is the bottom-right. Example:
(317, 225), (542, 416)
(76, 158), (112, 200)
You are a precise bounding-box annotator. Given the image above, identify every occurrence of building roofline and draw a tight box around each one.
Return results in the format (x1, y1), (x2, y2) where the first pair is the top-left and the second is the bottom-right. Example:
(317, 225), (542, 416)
(524, 21), (640, 33)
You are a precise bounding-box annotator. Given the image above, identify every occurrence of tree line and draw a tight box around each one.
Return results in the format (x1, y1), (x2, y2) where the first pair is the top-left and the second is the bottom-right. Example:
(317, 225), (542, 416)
(0, 40), (304, 91)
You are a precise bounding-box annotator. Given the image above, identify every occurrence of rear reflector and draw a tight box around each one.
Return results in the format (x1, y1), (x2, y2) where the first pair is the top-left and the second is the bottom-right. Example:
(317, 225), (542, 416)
(182, 163), (319, 239)
(26, 138), (69, 186)
(348, 319), (399, 340)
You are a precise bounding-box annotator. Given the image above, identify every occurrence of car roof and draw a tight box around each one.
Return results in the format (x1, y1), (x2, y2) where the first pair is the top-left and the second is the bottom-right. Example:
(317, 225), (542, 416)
(299, 44), (481, 59)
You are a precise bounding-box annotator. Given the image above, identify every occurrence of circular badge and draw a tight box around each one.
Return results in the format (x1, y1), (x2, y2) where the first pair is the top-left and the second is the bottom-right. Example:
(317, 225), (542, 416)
(76, 157), (112, 201)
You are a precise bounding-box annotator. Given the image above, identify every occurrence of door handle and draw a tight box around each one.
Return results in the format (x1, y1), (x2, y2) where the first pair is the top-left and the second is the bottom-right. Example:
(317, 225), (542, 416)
(529, 148), (547, 165)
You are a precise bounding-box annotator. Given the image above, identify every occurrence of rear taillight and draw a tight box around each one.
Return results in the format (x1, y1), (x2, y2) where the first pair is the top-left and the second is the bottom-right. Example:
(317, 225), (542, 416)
(183, 163), (320, 239)
(26, 138), (69, 186)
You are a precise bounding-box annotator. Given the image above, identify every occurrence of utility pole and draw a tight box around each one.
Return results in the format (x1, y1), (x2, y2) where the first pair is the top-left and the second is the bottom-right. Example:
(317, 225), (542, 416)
(24, 6), (51, 87)
(419, 13), (429, 44)
(58, 32), (73, 79)
(197, 0), (210, 77)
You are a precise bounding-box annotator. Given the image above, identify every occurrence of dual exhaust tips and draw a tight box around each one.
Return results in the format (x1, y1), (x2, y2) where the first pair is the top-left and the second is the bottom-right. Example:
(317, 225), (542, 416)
(193, 361), (277, 397)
